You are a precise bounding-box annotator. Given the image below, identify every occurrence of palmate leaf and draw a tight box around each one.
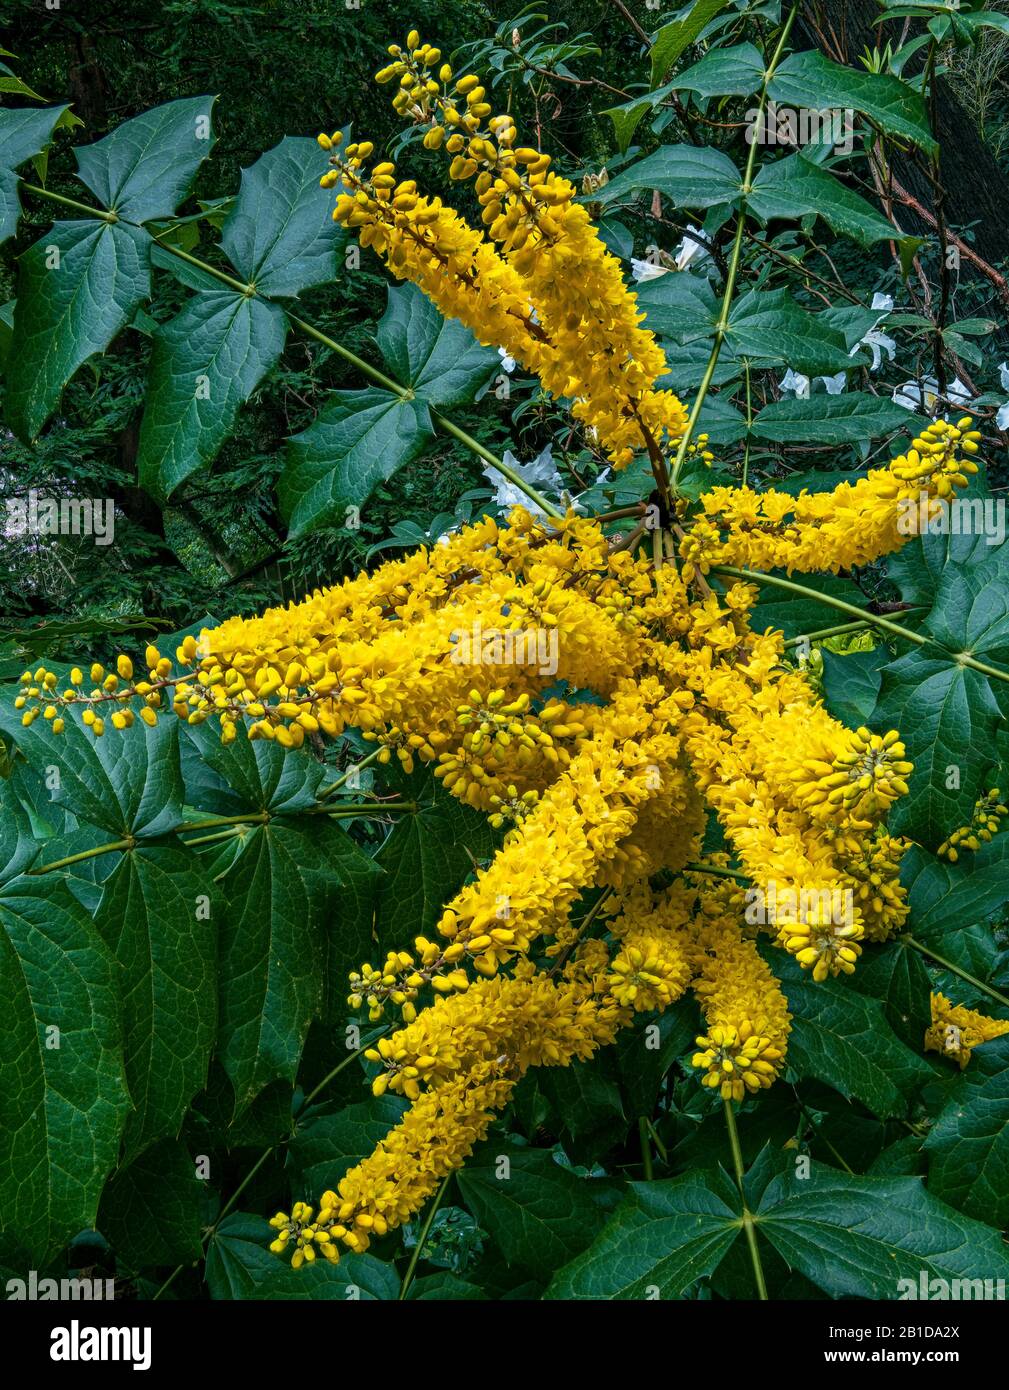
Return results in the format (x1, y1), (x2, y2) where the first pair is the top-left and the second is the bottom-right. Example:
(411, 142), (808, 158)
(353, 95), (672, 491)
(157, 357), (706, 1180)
(220, 135), (344, 298)
(924, 1036), (1009, 1227)
(74, 96), (216, 222)
(768, 50), (937, 155)
(205, 1213), (398, 1300)
(0, 872), (130, 1266)
(0, 105), (70, 246)
(457, 1144), (608, 1279)
(376, 282), (499, 409)
(598, 143), (742, 211)
(902, 838), (1009, 939)
(98, 1138), (207, 1268)
(545, 1168), (742, 1299)
(93, 842), (217, 1164)
(136, 291), (289, 501)
(756, 1163), (1009, 1298)
(286, 1096), (408, 1197)
(5, 219), (151, 441)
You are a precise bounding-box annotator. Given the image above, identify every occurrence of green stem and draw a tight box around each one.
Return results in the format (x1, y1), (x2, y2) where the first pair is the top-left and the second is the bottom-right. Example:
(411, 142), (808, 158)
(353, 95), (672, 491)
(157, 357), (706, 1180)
(903, 935), (1009, 1009)
(686, 860), (748, 883)
(712, 563), (1009, 684)
(398, 1174), (450, 1301)
(723, 1099), (768, 1301)
(741, 359), (753, 488)
(638, 1116), (654, 1180)
(30, 839), (132, 873)
(646, 1117), (668, 1164)
(782, 613), (924, 648)
(318, 746), (385, 799)
(20, 181), (563, 522)
(669, 5), (798, 490)
(19, 181), (117, 222)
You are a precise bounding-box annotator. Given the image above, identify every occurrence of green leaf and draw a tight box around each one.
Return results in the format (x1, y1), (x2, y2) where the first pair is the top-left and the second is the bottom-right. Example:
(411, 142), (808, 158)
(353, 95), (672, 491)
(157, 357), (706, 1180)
(750, 153), (921, 257)
(0, 875), (129, 1263)
(820, 648), (888, 727)
(278, 388), (434, 537)
(750, 392), (913, 444)
(616, 1000), (699, 1116)
(769, 50), (937, 155)
(779, 955), (932, 1118)
(220, 136), (344, 298)
(98, 1139), (206, 1268)
(852, 940), (933, 1050)
(93, 843), (216, 1162)
(877, 655), (1002, 848)
(541, 1056), (627, 1164)
(457, 1145), (606, 1279)
(757, 1162), (1009, 1298)
(636, 270), (719, 343)
(5, 220), (151, 440)
(372, 779), (497, 947)
(726, 289), (860, 375)
(74, 96), (215, 222)
(924, 1036), (1009, 1226)
(649, 0), (735, 87)
(598, 144), (741, 210)
(136, 290), (288, 500)
(665, 42), (765, 99)
(181, 722), (324, 816)
(903, 838), (1009, 938)
(545, 1169), (741, 1299)
(287, 1096), (408, 1197)
(206, 1213), (398, 1299)
(0, 709), (185, 839)
(751, 571), (868, 640)
(376, 282), (498, 408)
(0, 105), (70, 245)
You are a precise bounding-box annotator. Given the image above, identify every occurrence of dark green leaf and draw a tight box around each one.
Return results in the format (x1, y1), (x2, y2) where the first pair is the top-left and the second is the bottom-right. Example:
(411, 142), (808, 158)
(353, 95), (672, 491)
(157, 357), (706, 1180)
(376, 282), (498, 408)
(649, 0), (735, 87)
(750, 153), (921, 256)
(0, 875), (129, 1263)
(75, 97), (215, 221)
(6, 220), (151, 440)
(546, 1169), (741, 1299)
(457, 1145), (605, 1278)
(99, 1139), (206, 1268)
(206, 1213), (398, 1299)
(220, 136), (344, 298)
(598, 144), (741, 211)
(287, 1096), (407, 1197)
(137, 290), (288, 500)
(924, 1036), (1009, 1226)
(278, 388), (434, 536)
(757, 1162), (1009, 1298)
(769, 51), (937, 155)
(93, 843), (216, 1162)
(750, 391), (913, 444)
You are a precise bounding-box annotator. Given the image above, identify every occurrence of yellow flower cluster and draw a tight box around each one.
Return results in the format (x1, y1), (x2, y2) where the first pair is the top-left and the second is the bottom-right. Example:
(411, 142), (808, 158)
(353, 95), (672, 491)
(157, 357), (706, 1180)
(690, 922), (791, 1100)
(937, 788), (1008, 861)
(318, 32), (688, 466)
(925, 992), (1009, 1069)
(683, 418), (981, 576)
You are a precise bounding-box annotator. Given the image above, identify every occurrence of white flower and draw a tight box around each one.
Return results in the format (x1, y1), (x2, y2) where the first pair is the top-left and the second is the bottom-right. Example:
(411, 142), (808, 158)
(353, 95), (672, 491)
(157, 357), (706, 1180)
(779, 368), (811, 399)
(821, 371), (847, 395)
(892, 375), (974, 415)
(994, 362), (1009, 430)
(674, 226), (710, 271)
(498, 347), (516, 373)
(850, 293), (896, 372)
(631, 257), (671, 283)
(484, 444), (562, 519)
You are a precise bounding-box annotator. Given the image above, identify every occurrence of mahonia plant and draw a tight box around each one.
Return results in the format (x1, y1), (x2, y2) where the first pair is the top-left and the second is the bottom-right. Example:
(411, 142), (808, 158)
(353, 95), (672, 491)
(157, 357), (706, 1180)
(16, 28), (1006, 1274)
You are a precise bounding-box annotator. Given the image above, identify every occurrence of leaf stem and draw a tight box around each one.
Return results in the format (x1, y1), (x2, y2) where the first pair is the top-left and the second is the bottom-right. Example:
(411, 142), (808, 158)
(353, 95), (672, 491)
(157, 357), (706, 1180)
(712, 563), (1009, 684)
(903, 935), (1009, 1009)
(19, 181), (117, 222)
(638, 1116), (655, 1180)
(29, 839), (132, 873)
(723, 1099), (768, 1301)
(669, 5), (798, 491)
(686, 860), (748, 883)
(398, 1174), (450, 1301)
